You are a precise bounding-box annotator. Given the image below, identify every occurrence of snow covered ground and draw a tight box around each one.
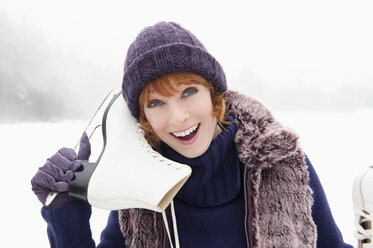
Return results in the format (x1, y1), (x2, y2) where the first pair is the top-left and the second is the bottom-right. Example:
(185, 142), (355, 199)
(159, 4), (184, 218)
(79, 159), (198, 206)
(2, 109), (373, 247)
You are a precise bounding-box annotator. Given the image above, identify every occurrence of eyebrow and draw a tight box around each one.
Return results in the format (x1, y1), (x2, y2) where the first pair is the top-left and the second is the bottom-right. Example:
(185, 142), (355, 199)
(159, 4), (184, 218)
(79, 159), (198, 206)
(176, 82), (197, 88)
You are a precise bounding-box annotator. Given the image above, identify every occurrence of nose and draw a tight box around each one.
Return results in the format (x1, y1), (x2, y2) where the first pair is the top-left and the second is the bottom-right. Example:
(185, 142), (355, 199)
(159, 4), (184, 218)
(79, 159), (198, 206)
(168, 102), (189, 125)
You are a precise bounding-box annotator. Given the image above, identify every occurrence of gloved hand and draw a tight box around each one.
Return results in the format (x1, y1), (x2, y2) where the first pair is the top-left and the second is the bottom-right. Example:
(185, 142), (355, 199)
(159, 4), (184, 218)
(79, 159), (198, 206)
(31, 132), (91, 207)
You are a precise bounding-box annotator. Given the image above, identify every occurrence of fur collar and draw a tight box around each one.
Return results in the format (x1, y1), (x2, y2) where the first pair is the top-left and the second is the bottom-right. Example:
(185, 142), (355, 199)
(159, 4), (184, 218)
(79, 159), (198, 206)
(225, 90), (316, 247)
(225, 90), (299, 168)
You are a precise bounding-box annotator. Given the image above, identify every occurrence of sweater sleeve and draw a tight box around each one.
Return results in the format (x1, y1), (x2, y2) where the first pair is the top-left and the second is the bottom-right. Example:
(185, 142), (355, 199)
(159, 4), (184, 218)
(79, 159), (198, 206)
(42, 200), (96, 248)
(305, 155), (353, 248)
(42, 200), (126, 248)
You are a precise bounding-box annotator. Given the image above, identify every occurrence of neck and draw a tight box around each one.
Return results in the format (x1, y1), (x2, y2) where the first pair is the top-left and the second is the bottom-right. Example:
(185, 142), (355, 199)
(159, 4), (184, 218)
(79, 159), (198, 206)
(213, 124), (222, 139)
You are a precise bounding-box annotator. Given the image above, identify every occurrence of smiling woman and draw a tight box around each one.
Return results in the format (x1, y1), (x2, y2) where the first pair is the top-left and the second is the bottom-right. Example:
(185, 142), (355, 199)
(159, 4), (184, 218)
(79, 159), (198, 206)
(31, 21), (354, 248)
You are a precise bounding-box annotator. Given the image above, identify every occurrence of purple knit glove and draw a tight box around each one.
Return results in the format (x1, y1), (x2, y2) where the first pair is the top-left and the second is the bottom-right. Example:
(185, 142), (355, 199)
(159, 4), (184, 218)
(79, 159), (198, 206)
(31, 132), (91, 207)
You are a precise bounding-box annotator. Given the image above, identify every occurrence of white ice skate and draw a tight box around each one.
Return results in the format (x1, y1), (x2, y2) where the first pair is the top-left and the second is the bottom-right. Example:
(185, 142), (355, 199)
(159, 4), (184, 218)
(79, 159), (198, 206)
(353, 166), (373, 248)
(49, 89), (191, 212)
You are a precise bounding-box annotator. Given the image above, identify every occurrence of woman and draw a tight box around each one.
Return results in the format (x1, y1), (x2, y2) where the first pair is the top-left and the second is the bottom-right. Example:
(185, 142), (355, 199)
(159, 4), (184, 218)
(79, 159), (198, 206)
(31, 21), (352, 248)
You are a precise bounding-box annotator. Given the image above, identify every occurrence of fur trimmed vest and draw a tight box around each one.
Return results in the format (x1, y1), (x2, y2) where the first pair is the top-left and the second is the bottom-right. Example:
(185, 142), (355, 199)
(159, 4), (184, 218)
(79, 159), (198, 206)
(118, 90), (317, 248)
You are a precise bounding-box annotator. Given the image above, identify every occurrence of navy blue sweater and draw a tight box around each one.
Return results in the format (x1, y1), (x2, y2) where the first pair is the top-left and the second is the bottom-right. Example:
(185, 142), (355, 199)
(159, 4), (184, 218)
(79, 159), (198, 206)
(42, 120), (353, 248)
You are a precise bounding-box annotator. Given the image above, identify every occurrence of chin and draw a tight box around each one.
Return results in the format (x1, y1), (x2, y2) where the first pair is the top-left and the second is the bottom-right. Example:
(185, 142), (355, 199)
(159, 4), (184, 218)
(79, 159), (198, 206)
(177, 145), (209, 158)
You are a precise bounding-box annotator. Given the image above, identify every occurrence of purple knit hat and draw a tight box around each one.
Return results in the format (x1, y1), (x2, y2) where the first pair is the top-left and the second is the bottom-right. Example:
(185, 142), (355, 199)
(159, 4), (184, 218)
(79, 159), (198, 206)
(121, 21), (227, 119)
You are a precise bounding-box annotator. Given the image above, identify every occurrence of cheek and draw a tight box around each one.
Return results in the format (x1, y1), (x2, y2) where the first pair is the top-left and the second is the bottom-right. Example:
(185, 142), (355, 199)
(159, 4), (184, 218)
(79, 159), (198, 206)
(145, 111), (167, 136)
(189, 96), (213, 116)
(150, 119), (165, 135)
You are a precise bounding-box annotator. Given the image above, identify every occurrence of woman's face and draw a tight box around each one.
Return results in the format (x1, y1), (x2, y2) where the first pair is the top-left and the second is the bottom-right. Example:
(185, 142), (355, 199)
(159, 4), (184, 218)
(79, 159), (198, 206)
(143, 78), (221, 158)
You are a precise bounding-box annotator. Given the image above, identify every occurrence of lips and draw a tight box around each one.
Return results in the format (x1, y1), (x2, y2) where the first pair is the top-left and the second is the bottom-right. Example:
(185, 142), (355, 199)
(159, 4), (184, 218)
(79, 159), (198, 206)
(171, 123), (200, 143)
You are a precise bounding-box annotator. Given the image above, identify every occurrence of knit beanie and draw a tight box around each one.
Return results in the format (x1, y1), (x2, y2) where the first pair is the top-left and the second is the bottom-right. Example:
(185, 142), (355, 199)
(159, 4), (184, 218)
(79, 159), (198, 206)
(121, 21), (227, 119)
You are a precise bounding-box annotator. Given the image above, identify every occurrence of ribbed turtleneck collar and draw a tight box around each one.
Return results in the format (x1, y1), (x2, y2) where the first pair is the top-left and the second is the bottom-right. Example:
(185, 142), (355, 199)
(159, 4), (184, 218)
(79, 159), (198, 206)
(160, 116), (241, 207)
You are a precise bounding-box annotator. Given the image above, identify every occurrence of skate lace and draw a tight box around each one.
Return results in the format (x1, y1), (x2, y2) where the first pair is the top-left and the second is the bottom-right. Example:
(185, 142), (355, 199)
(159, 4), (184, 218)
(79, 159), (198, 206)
(355, 209), (373, 242)
(162, 200), (180, 248)
(135, 123), (178, 167)
(135, 123), (181, 248)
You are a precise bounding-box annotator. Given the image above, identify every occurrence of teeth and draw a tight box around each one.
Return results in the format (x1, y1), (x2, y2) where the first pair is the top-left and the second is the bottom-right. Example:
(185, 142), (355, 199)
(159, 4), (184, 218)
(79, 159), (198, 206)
(172, 124), (198, 137)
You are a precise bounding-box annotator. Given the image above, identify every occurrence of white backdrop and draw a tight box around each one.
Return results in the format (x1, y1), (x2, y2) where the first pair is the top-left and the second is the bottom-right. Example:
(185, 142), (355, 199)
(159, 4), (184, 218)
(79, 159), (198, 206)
(1, 0), (373, 247)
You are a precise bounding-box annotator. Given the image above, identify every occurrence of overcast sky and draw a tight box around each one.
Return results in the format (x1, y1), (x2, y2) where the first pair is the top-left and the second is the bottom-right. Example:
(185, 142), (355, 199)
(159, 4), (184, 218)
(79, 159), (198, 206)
(1, 0), (373, 117)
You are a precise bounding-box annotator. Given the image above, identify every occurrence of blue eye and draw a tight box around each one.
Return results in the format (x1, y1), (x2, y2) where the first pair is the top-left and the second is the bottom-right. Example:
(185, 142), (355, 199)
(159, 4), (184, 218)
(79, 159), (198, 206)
(147, 100), (163, 108)
(183, 87), (198, 97)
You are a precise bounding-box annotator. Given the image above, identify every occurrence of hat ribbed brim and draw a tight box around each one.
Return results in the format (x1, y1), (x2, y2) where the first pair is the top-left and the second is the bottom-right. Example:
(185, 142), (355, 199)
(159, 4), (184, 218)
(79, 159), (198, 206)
(122, 43), (226, 119)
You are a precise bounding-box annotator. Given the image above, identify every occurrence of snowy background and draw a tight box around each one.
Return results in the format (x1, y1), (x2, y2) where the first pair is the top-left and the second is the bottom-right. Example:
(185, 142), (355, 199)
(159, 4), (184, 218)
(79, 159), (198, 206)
(1, 0), (373, 247)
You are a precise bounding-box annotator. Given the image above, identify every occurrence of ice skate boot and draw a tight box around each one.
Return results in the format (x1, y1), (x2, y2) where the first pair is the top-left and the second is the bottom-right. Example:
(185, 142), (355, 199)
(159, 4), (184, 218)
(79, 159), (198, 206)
(68, 89), (192, 212)
(353, 166), (373, 248)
